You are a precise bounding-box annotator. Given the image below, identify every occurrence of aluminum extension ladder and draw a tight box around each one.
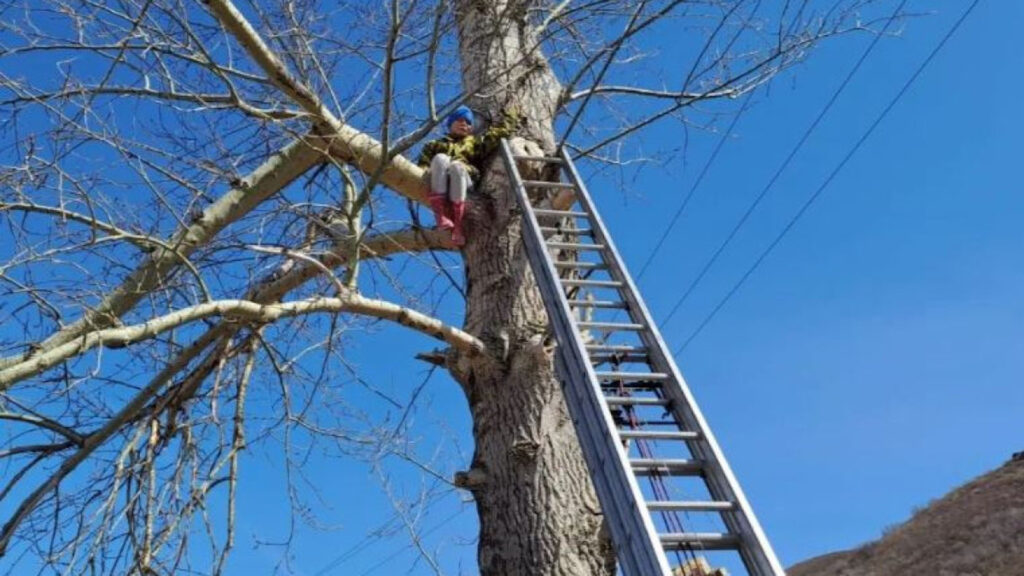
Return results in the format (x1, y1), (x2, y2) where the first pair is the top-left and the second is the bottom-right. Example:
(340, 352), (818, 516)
(499, 140), (785, 576)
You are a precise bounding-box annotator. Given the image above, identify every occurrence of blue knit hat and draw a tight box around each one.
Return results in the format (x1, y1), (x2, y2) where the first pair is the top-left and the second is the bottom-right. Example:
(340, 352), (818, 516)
(446, 105), (474, 129)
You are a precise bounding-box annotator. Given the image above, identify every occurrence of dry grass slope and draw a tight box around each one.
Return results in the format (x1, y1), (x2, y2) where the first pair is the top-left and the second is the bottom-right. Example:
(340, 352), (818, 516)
(789, 455), (1024, 576)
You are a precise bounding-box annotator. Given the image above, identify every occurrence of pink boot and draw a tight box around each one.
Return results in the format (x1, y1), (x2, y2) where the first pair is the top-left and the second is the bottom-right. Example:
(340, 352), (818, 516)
(428, 193), (454, 230)
(450, 201), (467, 247)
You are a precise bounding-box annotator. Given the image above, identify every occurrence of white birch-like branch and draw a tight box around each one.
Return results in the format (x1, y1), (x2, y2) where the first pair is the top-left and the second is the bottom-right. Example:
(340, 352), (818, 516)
(0, 295), (484, 389)
(201, 0), (429, 201)
(0, 135), (325, 371)
(248, 226), (455, 303)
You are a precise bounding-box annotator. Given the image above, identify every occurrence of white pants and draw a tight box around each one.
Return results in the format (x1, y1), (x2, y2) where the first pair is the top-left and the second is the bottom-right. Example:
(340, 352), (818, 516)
(430, 154), (470, 203)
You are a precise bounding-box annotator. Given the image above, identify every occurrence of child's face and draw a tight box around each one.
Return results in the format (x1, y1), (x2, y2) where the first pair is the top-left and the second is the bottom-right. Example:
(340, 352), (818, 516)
(449, 118), (473, 137)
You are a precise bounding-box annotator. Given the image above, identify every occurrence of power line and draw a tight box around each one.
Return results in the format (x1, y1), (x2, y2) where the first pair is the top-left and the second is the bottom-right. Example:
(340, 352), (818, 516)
(636, 90), (756, 280)
(623, 0), (763, 282)
(313, 510), (412, 575)
(658, 0), (910, 327)
(594, 3), (760, 341)
(313, 486), (454, 575)
(558, 2), (649, 150)
(629, 0), (762, 295)
(564, 0), (749, 158)
(356, 506), (469, 576)
(674, 0), (982, 355)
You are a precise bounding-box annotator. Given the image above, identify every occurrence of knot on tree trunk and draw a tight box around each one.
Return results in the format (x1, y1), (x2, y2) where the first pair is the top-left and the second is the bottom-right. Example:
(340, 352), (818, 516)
(510, 438), (541, 463)
(454, 467), (488, 491)
(521, 333), (554, 359)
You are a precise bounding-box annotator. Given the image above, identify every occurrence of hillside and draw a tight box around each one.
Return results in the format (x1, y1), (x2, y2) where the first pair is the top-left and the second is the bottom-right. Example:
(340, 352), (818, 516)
(789, 454), (1024, 576)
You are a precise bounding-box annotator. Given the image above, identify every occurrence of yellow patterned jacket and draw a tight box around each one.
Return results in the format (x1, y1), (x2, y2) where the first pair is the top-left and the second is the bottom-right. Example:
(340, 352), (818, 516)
(416, 110), (523, 181)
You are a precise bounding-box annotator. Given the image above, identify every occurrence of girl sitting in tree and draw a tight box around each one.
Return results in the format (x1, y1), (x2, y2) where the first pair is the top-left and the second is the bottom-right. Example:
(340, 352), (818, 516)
(417, 105), (521, 246)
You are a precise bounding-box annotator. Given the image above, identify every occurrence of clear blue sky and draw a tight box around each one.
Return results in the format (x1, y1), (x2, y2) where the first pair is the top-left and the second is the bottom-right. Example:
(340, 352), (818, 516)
(2, 1), (1018, 574)
(598, 0), (1022, 567)
(618, 0), (1022, 564)
(269, 1), (1022, 574)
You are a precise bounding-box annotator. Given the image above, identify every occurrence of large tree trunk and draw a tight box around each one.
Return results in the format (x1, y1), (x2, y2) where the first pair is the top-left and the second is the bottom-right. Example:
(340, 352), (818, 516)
(449, 2), (616, 575)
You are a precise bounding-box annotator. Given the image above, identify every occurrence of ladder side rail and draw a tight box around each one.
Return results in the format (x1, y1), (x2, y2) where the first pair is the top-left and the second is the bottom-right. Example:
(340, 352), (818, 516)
(502, 143), (660, 576)
(559, 147), (786, 576)
(500, 140), (672, 576)
(551, 353), (652, 576)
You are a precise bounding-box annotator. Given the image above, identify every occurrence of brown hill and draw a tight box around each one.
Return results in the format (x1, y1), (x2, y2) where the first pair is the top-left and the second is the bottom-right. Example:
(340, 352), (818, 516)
(789, 454), (1024, 576)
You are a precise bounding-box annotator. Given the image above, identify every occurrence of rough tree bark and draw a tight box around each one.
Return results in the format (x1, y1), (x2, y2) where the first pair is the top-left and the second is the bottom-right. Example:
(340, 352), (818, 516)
(449, 2), (616, 574)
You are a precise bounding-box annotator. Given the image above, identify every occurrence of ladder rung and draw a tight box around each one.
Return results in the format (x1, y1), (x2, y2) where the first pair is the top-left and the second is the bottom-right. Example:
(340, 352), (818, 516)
(533, 209), (588, 218)
(547, 241), (605, 251)
(568, 300), (626, 309)
(590, 353), (649, 365)
(591, 352), (648, 362)
(617, 430), (699, 441)
(540, 227), (593, 235)
(512, 155), (563, 164)
(601, 382), (663, 392)
(630, 458), (702, 476)
(578, 322), (645, 331)
(562, 279), (621, 288)
(605, 396), (669, 407)
(554, 261), (606, 270)
(660, 532), (741, 551)
(596, 371), (669, 382)
(598, 368), (667, 379)
(618, 419), (678, 426)
(586, 344), (647, 353)
(647, 500), (735, 512)
(522, 180), (576, 189)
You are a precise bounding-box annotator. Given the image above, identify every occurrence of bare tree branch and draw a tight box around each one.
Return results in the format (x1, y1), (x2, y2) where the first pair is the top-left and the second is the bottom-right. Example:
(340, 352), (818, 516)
(0, 136), (325, 371)
(0, 294), (484, 388)
(201, 0), (429, 201)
